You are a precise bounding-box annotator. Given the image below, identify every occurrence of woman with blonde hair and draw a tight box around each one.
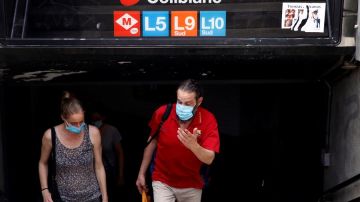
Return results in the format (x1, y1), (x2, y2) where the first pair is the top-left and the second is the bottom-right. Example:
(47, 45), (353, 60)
(39, 91), (108, 202)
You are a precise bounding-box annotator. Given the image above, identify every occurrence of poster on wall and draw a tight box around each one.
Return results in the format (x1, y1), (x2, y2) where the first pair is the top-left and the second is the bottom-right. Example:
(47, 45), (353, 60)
(281, 2), (326, 33)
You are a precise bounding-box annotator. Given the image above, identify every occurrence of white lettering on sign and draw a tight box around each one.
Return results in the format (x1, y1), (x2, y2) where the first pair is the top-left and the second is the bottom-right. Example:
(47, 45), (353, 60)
(144, 16), (167, 31)
(201, 30), (213, 35)
(174, 31), (186, 36)
(185, 16), (196, 30)
(148, 0), (221, 4)
(174, 16), (195, 31)
(116, 13), (138, 30)
(174, 17), (184, 31)
(144, 17), (155, 31)
(201, 16), (224, 30)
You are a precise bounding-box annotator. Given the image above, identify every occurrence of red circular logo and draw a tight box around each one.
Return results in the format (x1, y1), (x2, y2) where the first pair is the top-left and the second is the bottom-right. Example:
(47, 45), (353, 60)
(120, 0), (139, 6)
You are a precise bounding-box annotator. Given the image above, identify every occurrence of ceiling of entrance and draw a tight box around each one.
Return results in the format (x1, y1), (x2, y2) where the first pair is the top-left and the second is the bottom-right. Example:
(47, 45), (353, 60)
(0, 47), (355, 84)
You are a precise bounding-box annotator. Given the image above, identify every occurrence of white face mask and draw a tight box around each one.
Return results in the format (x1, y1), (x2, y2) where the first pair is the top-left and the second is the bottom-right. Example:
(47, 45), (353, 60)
(93, 120), (103, 128)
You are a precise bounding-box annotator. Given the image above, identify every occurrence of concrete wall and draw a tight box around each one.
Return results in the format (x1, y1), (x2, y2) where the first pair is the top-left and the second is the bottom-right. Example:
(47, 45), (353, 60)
(340, 0), (356, 46)
(324, 67), (360, 201)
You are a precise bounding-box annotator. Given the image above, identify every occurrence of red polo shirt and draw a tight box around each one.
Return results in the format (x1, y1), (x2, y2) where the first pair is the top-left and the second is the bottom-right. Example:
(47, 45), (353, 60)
(148, 104), (220, 189)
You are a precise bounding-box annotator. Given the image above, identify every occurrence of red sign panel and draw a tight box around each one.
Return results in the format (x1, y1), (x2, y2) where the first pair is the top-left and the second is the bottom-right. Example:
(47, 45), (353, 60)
(114, 11), (141, 37)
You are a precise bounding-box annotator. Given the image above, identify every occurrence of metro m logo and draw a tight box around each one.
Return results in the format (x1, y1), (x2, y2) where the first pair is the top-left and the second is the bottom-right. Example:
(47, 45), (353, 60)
(114, 11), (141, 37)
(122, 18), (132, 27)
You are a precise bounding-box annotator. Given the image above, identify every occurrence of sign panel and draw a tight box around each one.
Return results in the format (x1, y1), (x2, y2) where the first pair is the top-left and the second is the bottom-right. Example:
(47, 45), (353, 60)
(112, 2), (328, 39)
(114, 11), (141, 37)
(171, 11), (198, 37)
(281, 2), (326, 33)
(9, 0), (342, 46)
(114, 10), (226, 38)
(200, 11), (226, 37)
(142, 11), (170, 37)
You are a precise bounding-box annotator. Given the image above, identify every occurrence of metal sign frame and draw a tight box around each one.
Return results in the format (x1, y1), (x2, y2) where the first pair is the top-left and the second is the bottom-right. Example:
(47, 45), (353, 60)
(0, 0), (344, 47)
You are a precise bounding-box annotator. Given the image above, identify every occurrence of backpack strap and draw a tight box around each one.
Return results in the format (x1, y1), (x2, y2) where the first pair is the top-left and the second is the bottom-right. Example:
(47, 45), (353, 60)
(146, 103), (173, 146)
(49, 127), (63, 201)
(50, 127), (56, 178)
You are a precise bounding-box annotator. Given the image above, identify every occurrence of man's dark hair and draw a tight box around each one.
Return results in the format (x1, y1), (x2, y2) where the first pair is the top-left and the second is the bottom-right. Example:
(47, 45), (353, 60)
(177, 79), (203, 99)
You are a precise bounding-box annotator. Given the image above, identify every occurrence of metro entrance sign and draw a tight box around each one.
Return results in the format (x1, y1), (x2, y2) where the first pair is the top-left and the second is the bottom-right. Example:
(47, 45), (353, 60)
(109, 0), (335, 44)
(114, 11), (226, 37)
(114, 0), (226, 37)
(1, 0), (341, 46)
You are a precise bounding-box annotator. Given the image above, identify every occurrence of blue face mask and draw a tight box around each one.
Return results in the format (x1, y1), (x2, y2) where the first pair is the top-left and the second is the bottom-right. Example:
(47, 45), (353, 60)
(65, 121), (85, 134)
(176, 103), (195, 121)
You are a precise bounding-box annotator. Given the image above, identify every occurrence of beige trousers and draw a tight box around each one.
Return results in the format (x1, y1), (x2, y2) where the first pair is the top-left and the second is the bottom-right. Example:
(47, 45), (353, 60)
(152, 181), (202, 202)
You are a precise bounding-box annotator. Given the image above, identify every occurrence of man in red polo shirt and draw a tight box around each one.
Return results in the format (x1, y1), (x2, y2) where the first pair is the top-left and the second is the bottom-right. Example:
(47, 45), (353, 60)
(136, 79), (220, 202)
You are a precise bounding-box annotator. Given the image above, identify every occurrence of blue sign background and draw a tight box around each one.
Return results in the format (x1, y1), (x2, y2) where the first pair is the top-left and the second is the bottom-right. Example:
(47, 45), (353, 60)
(200, 11), (226, 37)
(142, 11), (169, 37)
